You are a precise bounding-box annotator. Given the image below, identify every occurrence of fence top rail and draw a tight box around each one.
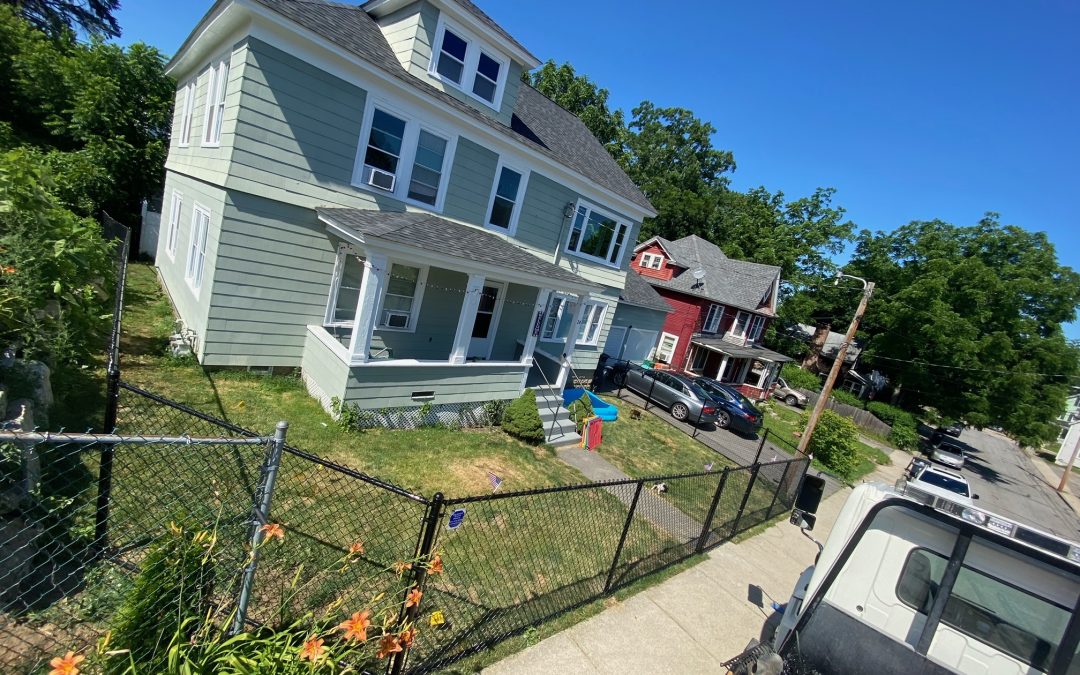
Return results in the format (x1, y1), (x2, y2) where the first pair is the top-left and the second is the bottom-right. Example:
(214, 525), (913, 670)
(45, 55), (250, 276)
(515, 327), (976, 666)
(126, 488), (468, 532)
(0, 431), (272, 445)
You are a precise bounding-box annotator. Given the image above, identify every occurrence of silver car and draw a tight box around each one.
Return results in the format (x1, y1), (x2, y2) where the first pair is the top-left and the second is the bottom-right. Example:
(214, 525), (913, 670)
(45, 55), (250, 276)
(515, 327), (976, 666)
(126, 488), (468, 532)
(623, 367), (719, 425)
(772, 377), (808, 407)
(931, 440), (966, 469)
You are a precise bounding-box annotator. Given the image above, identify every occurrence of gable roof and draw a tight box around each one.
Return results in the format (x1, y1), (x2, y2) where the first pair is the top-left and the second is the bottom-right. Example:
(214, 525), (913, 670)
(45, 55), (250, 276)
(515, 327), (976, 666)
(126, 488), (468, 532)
(638, 235), (780, 315)
(236, 0), (653, 214)
(618, 269), (673, 313)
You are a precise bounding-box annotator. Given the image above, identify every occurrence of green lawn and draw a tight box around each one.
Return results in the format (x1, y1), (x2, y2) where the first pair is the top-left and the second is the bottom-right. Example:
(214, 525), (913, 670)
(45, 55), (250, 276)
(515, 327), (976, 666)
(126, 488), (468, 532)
(761, 401), (890, 481)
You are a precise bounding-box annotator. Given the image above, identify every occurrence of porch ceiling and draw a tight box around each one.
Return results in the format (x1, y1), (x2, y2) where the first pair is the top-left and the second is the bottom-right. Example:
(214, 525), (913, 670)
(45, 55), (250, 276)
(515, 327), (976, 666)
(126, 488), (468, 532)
(691, 335), (794, 363)
(318, 208), (601, 294)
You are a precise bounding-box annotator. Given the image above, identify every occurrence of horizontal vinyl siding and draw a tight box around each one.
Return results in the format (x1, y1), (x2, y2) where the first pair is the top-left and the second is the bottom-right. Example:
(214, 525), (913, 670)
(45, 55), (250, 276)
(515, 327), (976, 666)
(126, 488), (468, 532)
(442, 137), (498, 224)
(490, 283), (538, 361)
(202, 191), (337, 367)
(302, 328), (349, 410)
(407, 0), (438, 74)
(376, 3), (423, 70)
(344, 365), (524, 409)
(155, 172), (227, 361)
(497, 61), (523, 126)
(369, 267), (466, 360)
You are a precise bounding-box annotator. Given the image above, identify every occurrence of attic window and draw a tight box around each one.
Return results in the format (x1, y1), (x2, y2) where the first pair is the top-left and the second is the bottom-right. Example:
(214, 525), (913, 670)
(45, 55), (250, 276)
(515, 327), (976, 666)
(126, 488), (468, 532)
(435, 29), (467, 84)
(640, 252), (663, 270)
(431, 19), (508, 110)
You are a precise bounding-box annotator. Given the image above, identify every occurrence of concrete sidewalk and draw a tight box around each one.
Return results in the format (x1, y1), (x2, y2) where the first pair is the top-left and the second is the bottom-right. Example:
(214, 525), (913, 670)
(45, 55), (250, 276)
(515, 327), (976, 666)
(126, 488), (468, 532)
(484, 457), (911, 674)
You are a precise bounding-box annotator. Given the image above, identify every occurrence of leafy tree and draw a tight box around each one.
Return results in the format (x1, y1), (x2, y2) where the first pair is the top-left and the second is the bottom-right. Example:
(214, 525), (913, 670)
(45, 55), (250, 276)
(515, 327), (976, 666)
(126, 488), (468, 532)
(846, 215), (1080, 446)
(801, 409), (859, 478)
(523, 60), (626, 159)
(2, 0), (120, 38)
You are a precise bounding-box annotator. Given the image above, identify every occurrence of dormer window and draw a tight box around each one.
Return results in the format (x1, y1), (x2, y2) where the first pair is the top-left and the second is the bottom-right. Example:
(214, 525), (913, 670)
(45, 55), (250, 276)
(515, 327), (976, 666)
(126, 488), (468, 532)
(431, 19), (508, 109)
(640, 252), (663, 270)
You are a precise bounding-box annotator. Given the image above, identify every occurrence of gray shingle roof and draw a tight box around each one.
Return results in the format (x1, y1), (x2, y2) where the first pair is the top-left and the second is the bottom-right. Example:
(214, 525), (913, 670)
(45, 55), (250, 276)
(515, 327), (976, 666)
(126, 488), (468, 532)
(692, 336), (793, 363)
(318, 208), (599, 289)
(249, 0), (653, 213)
(640, 235), (780, 315)
(619, 269), (672, 313)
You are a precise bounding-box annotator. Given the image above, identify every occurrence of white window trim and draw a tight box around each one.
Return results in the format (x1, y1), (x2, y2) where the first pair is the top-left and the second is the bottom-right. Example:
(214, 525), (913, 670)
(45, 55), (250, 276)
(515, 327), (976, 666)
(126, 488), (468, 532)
(184, 203), (211, 296)
(165, 190), (183, 260)
(575, 301), (607, 347)
(655, 331), (679, 363)
(324, 243), (365, 327)
(563, 198), (632, 269)
(201, 55), (230, 147)
(703, 304), (722, 333)
(728, 310), (765, 342)
(640, 252), (663, 270)
(539, 294), (570, 342)
(748, 315), (765, 342)
(429, 16), (510, 111)
(177, 81), (195, 147)
(484, 159), (530, 236)
(350, 96), (459, 212)
(373, 261), (429, 333)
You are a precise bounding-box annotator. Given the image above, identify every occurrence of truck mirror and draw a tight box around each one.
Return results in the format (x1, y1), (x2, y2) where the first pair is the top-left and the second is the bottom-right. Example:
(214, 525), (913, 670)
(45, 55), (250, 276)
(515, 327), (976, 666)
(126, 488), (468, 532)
(794, 475), (826, 515)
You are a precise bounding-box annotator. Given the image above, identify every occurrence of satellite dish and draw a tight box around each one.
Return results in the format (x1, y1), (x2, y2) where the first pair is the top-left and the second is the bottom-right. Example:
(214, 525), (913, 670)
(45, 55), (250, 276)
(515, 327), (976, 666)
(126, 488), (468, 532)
(692, 268), (706, 280)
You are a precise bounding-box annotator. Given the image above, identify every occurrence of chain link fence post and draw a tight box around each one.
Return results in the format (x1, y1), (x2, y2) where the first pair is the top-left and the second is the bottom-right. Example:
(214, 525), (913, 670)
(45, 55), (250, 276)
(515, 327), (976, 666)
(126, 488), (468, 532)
(644, 374), (656, 412)
(93, 365), (121, 557)
(695, 468), (730, 552)
(766, 461), (793, 520)
(729, 464), (761, 537)
(390, 491), (445, 675)
(231, 421), (288, 635)
(604, 480), (645, 592)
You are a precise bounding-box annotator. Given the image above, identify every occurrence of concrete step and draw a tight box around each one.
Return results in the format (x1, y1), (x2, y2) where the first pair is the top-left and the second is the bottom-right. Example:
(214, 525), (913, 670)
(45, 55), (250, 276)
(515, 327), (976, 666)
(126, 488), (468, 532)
(542, 417), (577, 437)
(546, 429), (582, 448)
(537, 405), (571, 423)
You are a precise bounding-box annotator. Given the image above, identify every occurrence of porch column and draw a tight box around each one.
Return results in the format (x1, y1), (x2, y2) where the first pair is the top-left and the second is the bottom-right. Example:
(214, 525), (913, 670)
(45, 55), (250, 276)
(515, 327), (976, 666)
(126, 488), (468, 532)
(762, 362), (781, 391)
(755, 361), (771, 388)
(519, 288), (553, 366)
(556, 293), (589, 389)
(347, 251), (389, 364)
(449, 273), (486, 365)
(736, 358), (752, 384)
(716, 354), (730, 381)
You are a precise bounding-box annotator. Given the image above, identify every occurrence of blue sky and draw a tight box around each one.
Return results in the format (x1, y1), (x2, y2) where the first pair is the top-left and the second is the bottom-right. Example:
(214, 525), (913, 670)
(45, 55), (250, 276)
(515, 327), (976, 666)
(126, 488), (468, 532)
(116, 0), (1080, 337)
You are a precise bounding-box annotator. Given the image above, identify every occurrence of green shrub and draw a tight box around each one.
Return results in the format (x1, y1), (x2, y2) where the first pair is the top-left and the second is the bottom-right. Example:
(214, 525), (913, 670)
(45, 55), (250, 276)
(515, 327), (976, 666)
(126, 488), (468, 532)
(866, 401), (916, 428)
(802, 409), (859, 479)
(567, 394), (593, 434)
(888, 422), (920, 451)
(830, 388), (864, 408)
(779, 366), (822, 392)
(483, 399), (508, 426)
(502, 389), (545, 444)
(109, 522), (216, 673)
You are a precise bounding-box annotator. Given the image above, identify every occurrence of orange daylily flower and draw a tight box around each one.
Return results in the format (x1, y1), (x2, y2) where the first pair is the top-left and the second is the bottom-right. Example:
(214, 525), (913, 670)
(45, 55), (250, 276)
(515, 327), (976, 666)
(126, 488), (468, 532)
(391, 560), (412, 575)
(298, 636), (325, 662)
(376, 634), (403, 659)
(348, 541), (365, 556)
(1, 266), (15, 275)
(405, 586), (423, 608)
(260, 522), (285, 541)
(49, 651), (84, 675)
(337, 609), (372, 642)
(425, 554), (443, 575)
(399, 625), (418, 649)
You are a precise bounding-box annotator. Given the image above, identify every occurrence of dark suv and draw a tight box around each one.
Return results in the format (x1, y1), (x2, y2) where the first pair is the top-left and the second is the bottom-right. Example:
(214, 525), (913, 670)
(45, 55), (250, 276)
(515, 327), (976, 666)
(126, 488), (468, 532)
(692, 377), (764, 435)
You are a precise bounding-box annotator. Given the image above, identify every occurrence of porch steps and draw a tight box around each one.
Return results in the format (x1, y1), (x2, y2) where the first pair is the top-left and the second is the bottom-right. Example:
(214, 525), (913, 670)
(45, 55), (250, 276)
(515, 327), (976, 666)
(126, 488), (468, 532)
(532, 386), (581, 447)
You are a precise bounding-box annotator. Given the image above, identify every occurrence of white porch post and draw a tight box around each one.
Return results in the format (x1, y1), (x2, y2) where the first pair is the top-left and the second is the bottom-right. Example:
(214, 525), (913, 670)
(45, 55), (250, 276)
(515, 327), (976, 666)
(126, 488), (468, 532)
(520, 288), (552, 366)
(716, 354), (730, 381)
(556, 293), (589, 389)
(762, 362), (780, 391)
(737, 358), (752, 384)
(347, 251), (389, 364)
(755, 361), (771, 388)
(449, 273), (486, 365)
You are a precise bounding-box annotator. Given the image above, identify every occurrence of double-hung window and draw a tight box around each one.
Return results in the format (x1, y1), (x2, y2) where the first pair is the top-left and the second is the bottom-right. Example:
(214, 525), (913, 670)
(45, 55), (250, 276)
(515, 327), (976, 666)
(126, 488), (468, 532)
(185, 205), (210, 293)
(565, 202), (630, 267)
(703, 304), (722, 333)
(325, 244), (366, 326)
(431, 21), (507, 108)
(540, 295), (568, 341)
(486, 164), (525, 231)
(655, 332), (679, 363)
(355, 104), (453, 208)
(747, 315), (765, 342)
(639, 252), (663, 270)
(177, 81), (195, 146)
(379, 263), (426, 331)
(165, 191), (182, 259)
(541, 296), (605, 346)
(576, 302), (606, 346)
(202, 57), (229, 146)
(729, 311), (751, 340)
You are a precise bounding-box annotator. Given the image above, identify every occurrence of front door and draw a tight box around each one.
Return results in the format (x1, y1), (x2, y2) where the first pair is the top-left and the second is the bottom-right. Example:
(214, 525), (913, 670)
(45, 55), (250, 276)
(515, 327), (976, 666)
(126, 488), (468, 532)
(468, 281), (505, 359)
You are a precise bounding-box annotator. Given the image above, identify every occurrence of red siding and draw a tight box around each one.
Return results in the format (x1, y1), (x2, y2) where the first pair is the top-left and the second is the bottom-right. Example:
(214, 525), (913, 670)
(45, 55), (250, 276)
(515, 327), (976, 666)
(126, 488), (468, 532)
(631, 244), (675, 281)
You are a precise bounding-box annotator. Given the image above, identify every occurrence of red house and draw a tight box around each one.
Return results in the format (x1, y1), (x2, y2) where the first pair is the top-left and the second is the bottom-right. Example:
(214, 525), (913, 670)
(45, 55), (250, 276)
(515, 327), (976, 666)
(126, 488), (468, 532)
(631, 235), (793, 400)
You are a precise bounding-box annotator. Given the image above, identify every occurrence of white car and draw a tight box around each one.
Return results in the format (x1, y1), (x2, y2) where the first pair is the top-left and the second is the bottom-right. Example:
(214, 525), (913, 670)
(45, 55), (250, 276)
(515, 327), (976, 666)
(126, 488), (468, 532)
(906, 461), (977, 506)
(771, 377), (808, 407)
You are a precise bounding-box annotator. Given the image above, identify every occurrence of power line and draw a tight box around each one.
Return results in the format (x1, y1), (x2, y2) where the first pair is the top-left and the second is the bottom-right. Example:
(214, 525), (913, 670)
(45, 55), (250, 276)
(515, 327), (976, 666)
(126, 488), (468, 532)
(863, 354), (1074, 380)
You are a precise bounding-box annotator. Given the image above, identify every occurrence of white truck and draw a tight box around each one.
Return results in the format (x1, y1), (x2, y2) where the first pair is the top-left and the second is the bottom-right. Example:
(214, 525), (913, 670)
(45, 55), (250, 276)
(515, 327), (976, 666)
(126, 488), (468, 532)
(730, 473), (1080, 674)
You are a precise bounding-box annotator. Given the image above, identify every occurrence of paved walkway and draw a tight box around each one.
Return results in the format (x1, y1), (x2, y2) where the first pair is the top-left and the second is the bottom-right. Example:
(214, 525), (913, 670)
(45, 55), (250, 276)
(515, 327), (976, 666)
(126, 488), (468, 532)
(1026, 451), (1080, 518)
(485, 455), (910, 674)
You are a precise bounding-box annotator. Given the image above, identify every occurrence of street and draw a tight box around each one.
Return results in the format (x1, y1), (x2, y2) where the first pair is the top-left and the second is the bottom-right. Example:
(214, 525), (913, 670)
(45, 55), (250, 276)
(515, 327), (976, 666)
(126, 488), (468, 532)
(950, 427), (1080, 540)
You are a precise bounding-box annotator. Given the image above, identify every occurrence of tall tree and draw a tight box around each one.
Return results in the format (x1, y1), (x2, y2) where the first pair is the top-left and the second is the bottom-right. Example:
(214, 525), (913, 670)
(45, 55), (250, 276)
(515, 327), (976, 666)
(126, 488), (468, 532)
(2, 0), (120, 38)
(523, 60), (626, 159)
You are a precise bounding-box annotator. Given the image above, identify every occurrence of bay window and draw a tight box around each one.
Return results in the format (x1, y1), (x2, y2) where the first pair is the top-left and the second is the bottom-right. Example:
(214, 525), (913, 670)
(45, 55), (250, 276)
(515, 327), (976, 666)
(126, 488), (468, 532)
(564, 202), (630, 267)
(486, 164), (525, 231)
(431, 20), (507, 108)
(354, 103), (454, 209)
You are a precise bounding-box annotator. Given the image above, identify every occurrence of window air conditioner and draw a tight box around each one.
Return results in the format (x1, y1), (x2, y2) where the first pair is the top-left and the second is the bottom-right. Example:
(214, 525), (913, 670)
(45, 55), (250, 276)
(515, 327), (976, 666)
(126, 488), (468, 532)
(383, 311), (410, 329)
(365, 166), (396, 192)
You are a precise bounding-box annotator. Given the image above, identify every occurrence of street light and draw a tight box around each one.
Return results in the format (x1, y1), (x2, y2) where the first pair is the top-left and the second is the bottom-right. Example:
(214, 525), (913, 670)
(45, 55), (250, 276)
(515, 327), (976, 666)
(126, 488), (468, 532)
(797, 272), (875, 456)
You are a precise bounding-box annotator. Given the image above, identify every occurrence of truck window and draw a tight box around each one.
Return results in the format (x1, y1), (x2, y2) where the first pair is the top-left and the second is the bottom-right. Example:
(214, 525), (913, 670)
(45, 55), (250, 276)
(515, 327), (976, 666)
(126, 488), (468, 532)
(896, 548), (1072, 671)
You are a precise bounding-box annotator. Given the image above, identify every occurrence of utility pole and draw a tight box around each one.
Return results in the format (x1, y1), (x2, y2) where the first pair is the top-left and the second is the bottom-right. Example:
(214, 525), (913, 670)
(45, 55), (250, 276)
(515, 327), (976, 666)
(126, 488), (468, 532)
(798, 276), (875, 456)
(1056, 423), (1079, 492)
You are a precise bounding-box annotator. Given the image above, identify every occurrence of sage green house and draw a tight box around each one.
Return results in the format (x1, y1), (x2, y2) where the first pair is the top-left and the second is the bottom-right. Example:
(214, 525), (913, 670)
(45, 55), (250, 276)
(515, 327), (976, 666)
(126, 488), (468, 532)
(157, 0), (662, 436)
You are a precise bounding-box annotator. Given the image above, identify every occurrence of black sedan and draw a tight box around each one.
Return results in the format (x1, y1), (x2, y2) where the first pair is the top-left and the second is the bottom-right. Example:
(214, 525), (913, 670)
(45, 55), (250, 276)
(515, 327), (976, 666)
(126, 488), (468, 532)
(692, 377), (764, 435)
